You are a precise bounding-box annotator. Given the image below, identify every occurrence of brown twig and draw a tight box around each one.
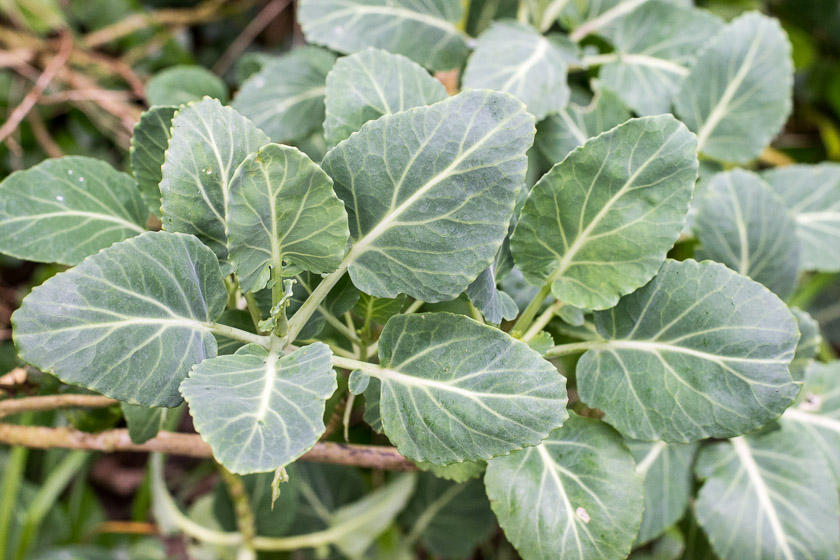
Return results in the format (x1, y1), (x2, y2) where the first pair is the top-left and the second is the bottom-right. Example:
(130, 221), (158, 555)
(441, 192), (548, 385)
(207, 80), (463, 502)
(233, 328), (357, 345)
(212, 0), (292, 75)
(25, 110), (64, 158)
(0, 31), (72, 145)
(0, 424), (418, 471)
(0, 394), (118, 418)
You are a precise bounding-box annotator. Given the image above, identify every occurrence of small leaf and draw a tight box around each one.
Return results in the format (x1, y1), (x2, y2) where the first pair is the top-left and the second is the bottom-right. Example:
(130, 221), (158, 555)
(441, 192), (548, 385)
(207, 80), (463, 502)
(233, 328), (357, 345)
(462, 21), (571, 120)
(226, 143), (349, 293)
(465, 265), (519, 325)
(574, 259), (799, 441)
(527, 330), (554, 356)
(512, 115), (697, 310)
(0, 156), (147, 265)
(146, 65), (228, 106)
(414, 460), (486, 483)
(348, 369), (370, 395)
(298, 0), (469, 71)
(322, 90), (535, 302)
(232, 46), (336, 143)
(485, 413), (644, 560)
(761, 163), (840, 272)
(130, 106), (178, 216)
(363, 376), (383, 433)
(12, 231), (227, 406)
(674, 12), (793, 163)
(160, 98), (269, 269)
(181, 343), (337, 474)
(373, 312), (567, 464)
(695, 428), (840, 560)
(323, 47), (448, 146)
(121, 403), (170, 444)
(353, 293), (406, 327)
(694, 169), (800, 298)
(789, 307), (821, 382)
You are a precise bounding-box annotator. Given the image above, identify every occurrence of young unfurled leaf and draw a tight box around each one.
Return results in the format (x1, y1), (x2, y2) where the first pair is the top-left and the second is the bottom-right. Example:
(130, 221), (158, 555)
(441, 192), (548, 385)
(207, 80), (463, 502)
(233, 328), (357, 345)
(232, 47), (336, 143)
(226, 143), (349, 293)
(695, 428), (840, 560)
(674, 12), (793, 163)
(571, 259), (799, 442)
(512, 115), (697, 310)
(160, 98), (269, 269)
(485, 413), (644, 560)
(321, 90), (535, 303)
(180, 343), (336, 474)
(130, 106), (177, 216)
(694, 169), (800, 298)
(298, 0), (469, 71)
(0, 156), (147, 265)
(762, 163), (840, 272)
(465, 265), (519, 324)
(12, 232), (227, 406)
(323, 47), (448, 146)
(462, 21), (571, 120)
(371, 313), (567, 464)
(146, 65), (227, 106)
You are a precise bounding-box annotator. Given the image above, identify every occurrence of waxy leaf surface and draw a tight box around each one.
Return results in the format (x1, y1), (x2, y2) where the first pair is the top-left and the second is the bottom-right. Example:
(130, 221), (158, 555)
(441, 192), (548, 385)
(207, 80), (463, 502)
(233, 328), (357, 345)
(130, 106), (178, 215)
(146, 65), (227, 106)
(12, 232), (227, 406)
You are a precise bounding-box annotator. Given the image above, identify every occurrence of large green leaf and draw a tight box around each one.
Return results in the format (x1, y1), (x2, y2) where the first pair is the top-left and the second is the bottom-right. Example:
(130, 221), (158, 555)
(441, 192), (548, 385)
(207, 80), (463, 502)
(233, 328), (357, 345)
(694, 169), (800, 298)
(674, 12), (793, 163)
(298, 0), (469, 71)
(130, 106), (178, 216)
(226, 143), (349, 293)
(511, 115), (697, 310)
(485, 413), (643, 560)
(321, 90), (535, 303)
(626, 440), (697, 545)
(0, 156), (147, 265)
(160, 98), (270, 269)
(695, 428), (840, 560)
(180, 343), (336, 474)
(762, 163), (840, 272)
(568, 259), (799, 442)
(366, 312), (567, 464)
(145, 65), (228, 106)
(12, 232), (227, 406)
(231, 47), (336, 144)
(597, 1), (721, 115)
(535, 87), (631, 165)
(462, 21), (571, 120)
(323, 47), (448, 146)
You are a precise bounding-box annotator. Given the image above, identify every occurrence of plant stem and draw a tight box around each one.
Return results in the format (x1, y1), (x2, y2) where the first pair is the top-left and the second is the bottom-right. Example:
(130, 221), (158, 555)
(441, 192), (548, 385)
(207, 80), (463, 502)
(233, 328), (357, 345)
(0, 394), (117, 419)
(0, 445), (28, 555)
(522, 299), (565, 342)
(286, 263), (349, 344)
(544, 340), (599, 358)
(218, 465), (257, 560)
(343, 393), (357, 442)
(788, 272), (836, 309)
(208, 322), (271, 348)
(319, 306), (361, 344)
(510, 283), (552, 338)
(243, 291), (264, 332)
(404, 299), (425, 314)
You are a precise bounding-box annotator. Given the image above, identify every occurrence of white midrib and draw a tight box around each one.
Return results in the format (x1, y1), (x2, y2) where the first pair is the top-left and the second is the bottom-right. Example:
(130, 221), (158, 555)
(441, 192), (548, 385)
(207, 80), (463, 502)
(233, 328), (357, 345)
(539, 0), (571, 32)
(728, 179), (751, 275)
(635, 441), (666, 475)
(796, 211), (840, 225)
(537, 445), (585, 557)
(40, 317), (207, 335)
(583, 53), (689, 76)
(1, 210), (145, 233)
(272, 86), (327, 114)
(256, 352), (281, 421)
(501, 36), (549, 93)
(569, 0), (649, 42)
(588, 339), (788, 365)
(312, 5), (459, 35)
(730, 437), (795, 560)
(784, 408), (840, 433)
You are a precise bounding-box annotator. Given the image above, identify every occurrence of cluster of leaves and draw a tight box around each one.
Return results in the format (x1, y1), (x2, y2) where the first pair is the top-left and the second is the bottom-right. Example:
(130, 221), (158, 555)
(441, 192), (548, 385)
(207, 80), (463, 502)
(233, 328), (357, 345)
(2, 0), (840, 558)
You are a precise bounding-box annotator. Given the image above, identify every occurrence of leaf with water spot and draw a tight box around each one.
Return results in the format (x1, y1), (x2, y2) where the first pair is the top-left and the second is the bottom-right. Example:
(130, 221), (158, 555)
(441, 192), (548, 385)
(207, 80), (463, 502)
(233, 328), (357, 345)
(180, 342), (336, 474)
(11, 231), (227, 406)
(571, 259), (800, 442)
(0, 156), (147, 265)
(485, 413), (644, 560)
(674, 12), (793, 163)
(370, 312), (567, 464)
(695, 426), (840, 560)
(511, 115), (697, 310)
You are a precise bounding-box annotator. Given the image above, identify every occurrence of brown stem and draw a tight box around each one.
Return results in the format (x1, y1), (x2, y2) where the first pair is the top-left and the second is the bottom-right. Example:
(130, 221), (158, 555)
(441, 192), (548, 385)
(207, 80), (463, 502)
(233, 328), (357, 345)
(0, 394), (118, 418)
(0, 424), (418, 471)
(212, 0), (292, 75)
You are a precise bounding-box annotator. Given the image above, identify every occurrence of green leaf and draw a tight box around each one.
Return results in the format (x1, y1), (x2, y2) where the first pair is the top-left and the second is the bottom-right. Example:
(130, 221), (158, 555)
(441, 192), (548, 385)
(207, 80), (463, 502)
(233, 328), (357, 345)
(400, 474), (496, 558)
(465, 265), (519, 324)
(674, 12), (793, 163)
(298, 0), (469, 71)
(130, 106), (178, 216)
(226, 143), (349, 293)
(414, 460), (486, 483)
(535, 87), (631, 165)
(323, 47), (448, 147)
(695, 428), (840, 560)
(146, 65), (228, 106)
(761, 163), (840, 272)
(485, 413), (644, 560)
(12, 231), (227, 406)
(348, 369), (370, 395)
(626, 440), (697, 545)
(211, 469), (299, 537)
(371, 312), (567, 464)
(121, 403), (171, 444)
(527, 330), (555, 356)
(363, 377), (383, 433)
(214, 309), (256, 356)
(789, 308), (821, 382)
(511, 115), (697, 310)
(628, 527), (685, 560)
(160, 98), (269, 269)
(462, 21), (571, 120)
(572, 259), (800, 441)
(231, 46), (337, 144)
(0, 156), (147, 265)
(353, 293), (406, 327)
(180, 343), (336, 474)
(321, 90), (535, 303)
(694, 169), (800, 298)
(597, 1), (722, 115)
